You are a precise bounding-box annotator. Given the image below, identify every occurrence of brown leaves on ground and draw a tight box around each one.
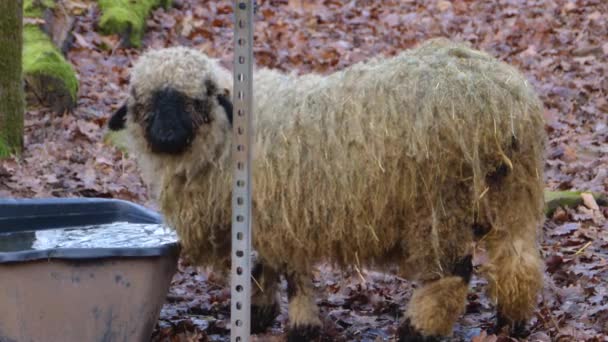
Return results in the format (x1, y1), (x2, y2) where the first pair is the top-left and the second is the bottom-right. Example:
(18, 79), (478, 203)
(1, 0), (607, 341)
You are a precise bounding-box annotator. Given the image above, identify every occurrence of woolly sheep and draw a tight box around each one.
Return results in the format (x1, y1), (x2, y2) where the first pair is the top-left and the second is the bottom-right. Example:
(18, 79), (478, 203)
(108, 38), (546, 341)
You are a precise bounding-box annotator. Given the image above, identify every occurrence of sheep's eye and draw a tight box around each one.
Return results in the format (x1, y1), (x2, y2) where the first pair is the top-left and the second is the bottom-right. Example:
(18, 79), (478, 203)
(193, 99), (206, 112)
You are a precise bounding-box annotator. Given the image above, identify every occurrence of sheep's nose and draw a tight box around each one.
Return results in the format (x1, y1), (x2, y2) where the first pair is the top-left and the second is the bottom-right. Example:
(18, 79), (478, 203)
(146, 109), (194, 154)
(161, 128), (176, 141)
(145, 87), (195, 154)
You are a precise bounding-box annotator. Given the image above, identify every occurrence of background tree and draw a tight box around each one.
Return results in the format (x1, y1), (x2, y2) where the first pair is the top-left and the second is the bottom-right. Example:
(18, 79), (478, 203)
(0, 0), (25, 158)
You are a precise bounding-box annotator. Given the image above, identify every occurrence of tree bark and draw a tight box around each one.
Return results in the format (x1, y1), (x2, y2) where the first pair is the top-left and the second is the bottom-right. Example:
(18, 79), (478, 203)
(0, 0), (25, 158)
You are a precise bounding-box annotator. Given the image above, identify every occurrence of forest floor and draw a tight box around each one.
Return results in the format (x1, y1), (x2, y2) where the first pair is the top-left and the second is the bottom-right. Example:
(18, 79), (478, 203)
(1, 0), (607, 341)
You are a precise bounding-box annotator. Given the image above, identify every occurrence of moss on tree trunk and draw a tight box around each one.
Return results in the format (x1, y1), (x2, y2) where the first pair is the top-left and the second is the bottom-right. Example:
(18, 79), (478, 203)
(24, 0), (55, 17)
(23, 0), (78, 114)
(97, 0), (172, 47)
(0, 0), (25, 158)
(544, 190), (607, 216)
(23, 25), (79, 113)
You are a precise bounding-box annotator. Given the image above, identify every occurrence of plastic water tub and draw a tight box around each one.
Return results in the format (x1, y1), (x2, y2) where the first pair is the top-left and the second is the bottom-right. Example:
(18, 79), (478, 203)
(0, 198), (180, 342)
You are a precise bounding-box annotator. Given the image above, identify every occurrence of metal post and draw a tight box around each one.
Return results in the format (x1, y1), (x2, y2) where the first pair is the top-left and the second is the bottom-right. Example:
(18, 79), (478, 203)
(231, 1), (254, 341)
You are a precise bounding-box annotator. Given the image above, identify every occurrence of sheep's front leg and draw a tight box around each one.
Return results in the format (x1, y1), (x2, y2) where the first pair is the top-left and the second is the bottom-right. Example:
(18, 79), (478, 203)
(285, 271), (322, 342)
(250, 261), (281, 333)
(398, 255), (473, 341)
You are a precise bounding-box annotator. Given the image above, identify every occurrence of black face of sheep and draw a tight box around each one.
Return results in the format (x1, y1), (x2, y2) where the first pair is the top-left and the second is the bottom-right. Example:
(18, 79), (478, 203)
(109, 85), (233, 155)
(147, 87), (195, 154)
(109, 88), (195, 154)
(107, 46), (234, 158)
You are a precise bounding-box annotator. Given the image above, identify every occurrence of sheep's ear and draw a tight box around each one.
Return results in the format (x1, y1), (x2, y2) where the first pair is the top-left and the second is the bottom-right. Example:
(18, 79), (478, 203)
(108, 103), (128, 130)
(217, 91), (233, 126)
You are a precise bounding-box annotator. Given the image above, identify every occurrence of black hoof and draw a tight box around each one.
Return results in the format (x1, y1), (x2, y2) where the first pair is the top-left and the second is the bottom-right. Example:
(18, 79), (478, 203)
(397, 318), (441, 342)
(452, 254), (473, 284)
(251, 302), (280, 334)
(287, 324), (321, 342)
(491, 312), (528, 338)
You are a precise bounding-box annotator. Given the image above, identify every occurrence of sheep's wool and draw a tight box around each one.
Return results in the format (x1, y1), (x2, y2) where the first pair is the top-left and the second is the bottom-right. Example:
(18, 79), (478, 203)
(125, 39), (545, 285)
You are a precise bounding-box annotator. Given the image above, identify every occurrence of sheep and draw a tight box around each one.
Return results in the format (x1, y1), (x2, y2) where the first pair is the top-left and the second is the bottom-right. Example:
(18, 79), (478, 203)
(108, 38), (546, 341)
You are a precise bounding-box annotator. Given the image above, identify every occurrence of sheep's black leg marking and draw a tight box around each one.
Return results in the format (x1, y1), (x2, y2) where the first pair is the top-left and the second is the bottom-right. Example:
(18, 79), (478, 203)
(108, 103), (127, 130)
(285, 271), (322, 342)
(472, 222), (491, 238)
(286, 325), (322, 342)
(397, 318), (441, 342)
(451, 254), (473, 284)
(490, 310), (529, 338)
(250, 261), (280, 334)
(285, 272), (298, 300)
(251, 303), (280, 334)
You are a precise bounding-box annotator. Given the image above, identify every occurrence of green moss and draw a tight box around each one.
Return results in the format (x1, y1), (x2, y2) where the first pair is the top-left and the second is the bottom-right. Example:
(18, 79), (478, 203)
(0, 141), (10, 158)
(97, 0), (173, 47)
(0, 138), (18, 158)
(24, 0), (55, 18)
(22, 25), (78, 103)
(544, 190), (608, 216)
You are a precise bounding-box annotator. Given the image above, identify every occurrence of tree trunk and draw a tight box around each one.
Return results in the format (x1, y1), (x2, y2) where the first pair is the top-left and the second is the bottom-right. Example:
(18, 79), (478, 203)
(0, 0), (25, 158)
(23, 0), (78, 114)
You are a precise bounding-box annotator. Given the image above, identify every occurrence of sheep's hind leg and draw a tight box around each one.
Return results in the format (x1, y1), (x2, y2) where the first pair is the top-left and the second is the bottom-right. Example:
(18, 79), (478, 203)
(483, 228), (542, 338)
(285, 271), (322, 342)
(250, 261), (281, 334)
(398, 255), (473, 342)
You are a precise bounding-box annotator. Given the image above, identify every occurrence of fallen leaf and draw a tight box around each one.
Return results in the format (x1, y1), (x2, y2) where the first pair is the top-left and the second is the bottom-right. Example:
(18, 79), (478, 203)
(383, 13), (400, 27)
(546, 255), (564, 273)
(437, 1), (452, 12)
(581, 193), (600, 211)
(563, 146), (578, 162)
(72, 32), (93, 49)
(588, 11), (602, 21)
(551, 222), (580, 236)
(75, 120), (99, 142)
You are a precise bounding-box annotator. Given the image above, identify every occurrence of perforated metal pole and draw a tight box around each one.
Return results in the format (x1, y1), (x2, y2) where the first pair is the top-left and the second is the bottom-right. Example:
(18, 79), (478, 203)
(230, 1), (254, 341)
